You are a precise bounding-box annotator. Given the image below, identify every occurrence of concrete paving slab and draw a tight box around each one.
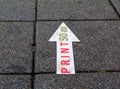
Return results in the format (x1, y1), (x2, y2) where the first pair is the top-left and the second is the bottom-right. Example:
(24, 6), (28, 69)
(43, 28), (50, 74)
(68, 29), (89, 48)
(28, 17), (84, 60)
(0, 75), (31, 89)
(35, 21), (120, 72)
(0, 22), (33, 73)
(0, 0), (35, 20)
(111, 0), (120, 15)
(37, 0), (119, 20)
(35, 73), (120, 89)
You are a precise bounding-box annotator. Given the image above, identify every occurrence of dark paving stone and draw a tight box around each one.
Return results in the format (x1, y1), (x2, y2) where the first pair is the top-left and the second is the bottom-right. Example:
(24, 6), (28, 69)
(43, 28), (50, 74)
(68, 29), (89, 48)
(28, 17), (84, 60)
(111, 0), (120, 15)
(0, 0), (35, 20)
(35, 73), (120, 89)
(0, 75), (31, 89)
(0, 22), (33, 73)
(35, 21), (120, 72)
(37, 0), (119, 20)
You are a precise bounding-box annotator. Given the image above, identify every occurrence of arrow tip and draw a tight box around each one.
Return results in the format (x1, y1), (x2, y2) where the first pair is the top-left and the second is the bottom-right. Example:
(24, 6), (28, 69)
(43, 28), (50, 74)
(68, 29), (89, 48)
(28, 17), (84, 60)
(49, 22), (80, 42)
(61, 22), (66, 26)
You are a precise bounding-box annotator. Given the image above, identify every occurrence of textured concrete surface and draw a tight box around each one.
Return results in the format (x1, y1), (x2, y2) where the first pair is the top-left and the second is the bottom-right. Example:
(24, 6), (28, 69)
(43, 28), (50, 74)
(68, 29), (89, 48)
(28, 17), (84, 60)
(37, 0), (119, 20)
(111, 0), (120, 14)
(0, 75), (31, 89)
(0, 0), (35, 20)
(0, 22), (33, 73)
(35, 73), (120, 89)
(0, 0), (120, 89)
(35, 21), (120, 72)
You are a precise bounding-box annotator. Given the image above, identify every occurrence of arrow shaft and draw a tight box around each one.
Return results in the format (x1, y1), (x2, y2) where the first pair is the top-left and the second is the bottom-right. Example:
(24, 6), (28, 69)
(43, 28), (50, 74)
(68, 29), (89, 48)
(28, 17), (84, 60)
(56, 41), (75, 74)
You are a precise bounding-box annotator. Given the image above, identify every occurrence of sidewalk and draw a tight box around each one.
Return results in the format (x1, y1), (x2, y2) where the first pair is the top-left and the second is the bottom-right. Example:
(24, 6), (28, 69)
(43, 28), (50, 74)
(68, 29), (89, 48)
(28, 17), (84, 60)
(0, 0), (120, 89)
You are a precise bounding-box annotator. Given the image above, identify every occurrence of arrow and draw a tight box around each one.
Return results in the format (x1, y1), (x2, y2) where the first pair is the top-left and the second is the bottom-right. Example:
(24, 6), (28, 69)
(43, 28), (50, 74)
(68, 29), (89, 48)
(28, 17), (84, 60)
(49, 22), (80, 74)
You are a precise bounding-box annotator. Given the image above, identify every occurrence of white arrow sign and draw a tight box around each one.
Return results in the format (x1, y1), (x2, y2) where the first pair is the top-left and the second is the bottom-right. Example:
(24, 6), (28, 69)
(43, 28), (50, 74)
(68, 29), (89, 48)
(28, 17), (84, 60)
(49, 22), (80, 74)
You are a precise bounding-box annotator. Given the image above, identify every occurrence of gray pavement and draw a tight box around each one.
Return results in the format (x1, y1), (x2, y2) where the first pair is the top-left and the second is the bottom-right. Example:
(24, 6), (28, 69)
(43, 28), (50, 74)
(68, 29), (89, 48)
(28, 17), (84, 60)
(0, 22), (33, 73)
(0, 0), (35, 20)
(0, 75), (31, 89)
(37, 0), (119, 20)
(35, 73), (120, 89)
(0, 0), (120, 89)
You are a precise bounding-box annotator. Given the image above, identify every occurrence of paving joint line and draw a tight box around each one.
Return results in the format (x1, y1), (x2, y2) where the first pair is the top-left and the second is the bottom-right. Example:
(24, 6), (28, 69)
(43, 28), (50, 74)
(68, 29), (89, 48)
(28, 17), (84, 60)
(0, 70), (119, 75)
(0, 73), (31, 75)
(0, 19), (120, 22)
(37, 19), (120, 21)
(31, 0), (38, 89)
(108, 0), (120, 18)
(0, 20), (34, 22)
(76, 70), (120, 73)
(34, 70), (120, 74)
